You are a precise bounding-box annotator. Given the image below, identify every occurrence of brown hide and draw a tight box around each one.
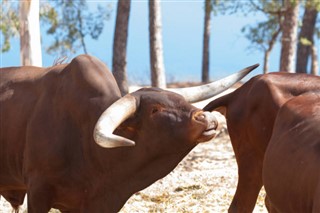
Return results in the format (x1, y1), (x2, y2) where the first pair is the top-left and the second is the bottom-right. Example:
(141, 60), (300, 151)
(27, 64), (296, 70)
(263, 92), (320, 212)
(0, 55), (219, 212)
(203, 72), (320, 212)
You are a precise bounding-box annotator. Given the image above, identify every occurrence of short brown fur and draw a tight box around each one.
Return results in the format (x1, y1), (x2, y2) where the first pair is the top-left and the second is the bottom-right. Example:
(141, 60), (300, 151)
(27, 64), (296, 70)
(204, 72), (320, 212)
(0, 55), (219, 212)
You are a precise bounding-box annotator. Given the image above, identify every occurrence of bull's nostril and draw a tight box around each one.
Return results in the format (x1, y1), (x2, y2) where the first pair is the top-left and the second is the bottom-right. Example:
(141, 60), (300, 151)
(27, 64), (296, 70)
(195, 113), (205, 121)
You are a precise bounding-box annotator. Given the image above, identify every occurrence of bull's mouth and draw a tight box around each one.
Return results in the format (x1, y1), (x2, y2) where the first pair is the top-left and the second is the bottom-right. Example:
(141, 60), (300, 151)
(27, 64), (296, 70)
(203, 118), (219, 135)
(203, 127), (217, 137)
(194, 111), (225, 143)
(198, 112), (225, 143)
(197, 126), (218, 143)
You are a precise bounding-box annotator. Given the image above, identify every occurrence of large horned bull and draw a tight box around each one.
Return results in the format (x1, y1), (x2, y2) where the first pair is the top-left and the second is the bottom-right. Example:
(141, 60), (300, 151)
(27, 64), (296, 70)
(0, 54), (257, 212)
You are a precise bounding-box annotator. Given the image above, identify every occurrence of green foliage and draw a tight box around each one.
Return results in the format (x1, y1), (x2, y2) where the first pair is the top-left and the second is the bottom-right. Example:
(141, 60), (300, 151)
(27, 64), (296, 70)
(303, 0), (320, 11)
(241, 15), (280, 52)
(211, 0), (284, 56)
(0, 0), (111, 54)
(0, 1), (19, 52)
(209, 0), (252, 15)
(300, 37), (312, 45)
(209, 0), (284, 16)
(41, 0), (111, 55)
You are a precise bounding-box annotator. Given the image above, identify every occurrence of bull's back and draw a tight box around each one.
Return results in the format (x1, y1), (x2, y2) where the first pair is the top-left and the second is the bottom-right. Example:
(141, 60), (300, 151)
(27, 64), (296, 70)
(205, 72), (320, 154)
(246, 73), (320, 151)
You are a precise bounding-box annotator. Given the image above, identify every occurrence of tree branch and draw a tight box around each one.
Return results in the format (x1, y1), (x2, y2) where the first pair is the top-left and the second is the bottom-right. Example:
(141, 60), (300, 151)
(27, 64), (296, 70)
(249, 0), (286, 16)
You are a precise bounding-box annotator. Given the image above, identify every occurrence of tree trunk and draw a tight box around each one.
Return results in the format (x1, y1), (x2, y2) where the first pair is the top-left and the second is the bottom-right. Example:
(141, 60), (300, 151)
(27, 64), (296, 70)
(202, 0), (211, 83)
(77, 7), (88, 54)
(279, 0), (299, 72)
(264, 27), (281, 74)
(112, 0), (131, 96)
(149, 0), (166, 88)
(19, 0), (42, 66)
(295, 4), (318, 73)
(311, 44), (319, 75)
(263, 50), (270, 74)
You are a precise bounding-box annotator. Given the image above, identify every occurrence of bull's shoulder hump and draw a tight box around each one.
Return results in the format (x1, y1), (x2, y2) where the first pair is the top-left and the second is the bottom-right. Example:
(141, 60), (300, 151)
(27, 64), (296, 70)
(59, 54), (121, 97)
(65, 55), (113, 79)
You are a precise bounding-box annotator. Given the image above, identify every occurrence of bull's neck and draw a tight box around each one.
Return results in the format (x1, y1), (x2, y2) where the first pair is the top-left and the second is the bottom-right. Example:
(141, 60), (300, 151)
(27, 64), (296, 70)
(92, 145), (194, 212)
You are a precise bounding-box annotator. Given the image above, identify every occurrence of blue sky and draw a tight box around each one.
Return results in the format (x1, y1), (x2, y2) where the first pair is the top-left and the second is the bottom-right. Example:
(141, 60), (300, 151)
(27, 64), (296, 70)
(1, 0), (285, 85)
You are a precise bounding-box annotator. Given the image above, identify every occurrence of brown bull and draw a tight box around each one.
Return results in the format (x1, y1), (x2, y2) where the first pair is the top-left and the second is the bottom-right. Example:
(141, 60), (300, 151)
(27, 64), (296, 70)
(263, 92), (320, 212)
(203, 72), (320, 212)
(0, 54), (256, 212)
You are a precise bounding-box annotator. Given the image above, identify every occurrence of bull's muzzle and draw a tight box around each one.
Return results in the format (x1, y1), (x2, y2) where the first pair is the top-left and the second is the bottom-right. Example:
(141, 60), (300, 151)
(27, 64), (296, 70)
(194, 111), (225, 142)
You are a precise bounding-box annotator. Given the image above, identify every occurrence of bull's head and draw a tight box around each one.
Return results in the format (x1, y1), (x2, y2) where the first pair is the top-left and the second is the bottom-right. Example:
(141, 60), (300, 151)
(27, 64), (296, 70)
(93, 64), (258, 148)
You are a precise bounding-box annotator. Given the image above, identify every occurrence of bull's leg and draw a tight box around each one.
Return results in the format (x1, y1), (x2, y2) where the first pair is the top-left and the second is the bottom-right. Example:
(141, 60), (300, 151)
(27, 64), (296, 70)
(1, 190), (26, 211)
(312, 185), (320, 213)
(264, 195), (280, 213)
(228, 151), (263, 213)
(27, 179), (52, 213)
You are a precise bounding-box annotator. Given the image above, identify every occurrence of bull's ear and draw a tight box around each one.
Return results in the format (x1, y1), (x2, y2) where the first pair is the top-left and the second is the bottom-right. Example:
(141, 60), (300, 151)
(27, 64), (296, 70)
(93, 95), (138, 148)
(168, 64), (259, 103)
(115, 123), (138, 141)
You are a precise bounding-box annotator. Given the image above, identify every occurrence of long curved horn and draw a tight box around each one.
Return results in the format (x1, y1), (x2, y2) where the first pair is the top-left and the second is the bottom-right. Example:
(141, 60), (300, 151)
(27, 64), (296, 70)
(168, 64), (259, 103)
(93, 95), (137, 148)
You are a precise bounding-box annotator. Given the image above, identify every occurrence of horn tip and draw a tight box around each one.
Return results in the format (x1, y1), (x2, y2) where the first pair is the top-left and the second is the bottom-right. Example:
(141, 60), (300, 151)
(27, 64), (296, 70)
(250, 63), (260, 69)
(243, 63), (259, 74)
(94, 132), (136, 148)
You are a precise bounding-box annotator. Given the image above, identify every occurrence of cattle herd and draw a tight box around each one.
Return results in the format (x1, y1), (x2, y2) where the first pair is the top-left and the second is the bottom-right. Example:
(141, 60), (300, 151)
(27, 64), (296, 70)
(0, 54), (319, 212)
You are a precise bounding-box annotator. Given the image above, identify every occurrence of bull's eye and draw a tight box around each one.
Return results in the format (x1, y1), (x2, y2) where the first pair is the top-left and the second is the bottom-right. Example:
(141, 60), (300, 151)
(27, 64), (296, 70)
(180, 107), (187, 112)
(151, 108), (159, 114)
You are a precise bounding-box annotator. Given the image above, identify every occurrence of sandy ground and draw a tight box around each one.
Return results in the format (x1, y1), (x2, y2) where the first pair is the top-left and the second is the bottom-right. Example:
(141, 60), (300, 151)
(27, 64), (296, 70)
(0, 88), (268, 212)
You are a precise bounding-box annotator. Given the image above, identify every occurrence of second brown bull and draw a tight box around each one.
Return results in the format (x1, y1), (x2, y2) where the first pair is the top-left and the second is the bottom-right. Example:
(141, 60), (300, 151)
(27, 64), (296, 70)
(204, 72), (320, 212)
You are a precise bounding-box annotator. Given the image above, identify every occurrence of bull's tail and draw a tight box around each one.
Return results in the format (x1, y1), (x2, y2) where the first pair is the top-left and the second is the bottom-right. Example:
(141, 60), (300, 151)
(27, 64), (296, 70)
(203, 92), (233, 115)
